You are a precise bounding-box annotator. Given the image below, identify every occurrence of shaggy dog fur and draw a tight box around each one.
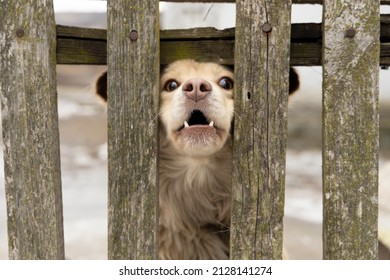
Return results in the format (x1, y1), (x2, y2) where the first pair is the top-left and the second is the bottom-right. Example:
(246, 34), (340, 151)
(95, 60), (299, 259)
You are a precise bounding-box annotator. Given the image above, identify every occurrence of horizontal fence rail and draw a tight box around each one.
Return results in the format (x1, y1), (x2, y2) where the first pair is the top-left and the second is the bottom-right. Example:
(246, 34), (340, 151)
(57, 15), (390, 66)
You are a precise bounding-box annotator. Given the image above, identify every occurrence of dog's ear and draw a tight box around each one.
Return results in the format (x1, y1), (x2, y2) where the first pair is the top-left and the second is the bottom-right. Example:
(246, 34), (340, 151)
(95, 71), (107, 102)
(160, 64), (169, 75)
(95, 66), (165, 102)
(289, 67), (300, 95)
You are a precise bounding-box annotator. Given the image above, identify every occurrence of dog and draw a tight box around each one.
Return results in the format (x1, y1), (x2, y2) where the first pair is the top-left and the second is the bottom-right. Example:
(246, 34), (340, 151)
(95, 59), (299, 259)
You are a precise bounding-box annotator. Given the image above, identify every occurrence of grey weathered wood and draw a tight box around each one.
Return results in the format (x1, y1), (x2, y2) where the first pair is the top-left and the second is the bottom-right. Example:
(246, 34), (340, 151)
(323, 0), (380, 259)
(0, 0), (64, 259)
(56, 25), (107, 65)
(107, 0), (159, 259)
(231, 0), (291, 260)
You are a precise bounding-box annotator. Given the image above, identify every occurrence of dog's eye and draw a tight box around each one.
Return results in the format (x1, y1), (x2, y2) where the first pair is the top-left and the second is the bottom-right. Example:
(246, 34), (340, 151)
(219, 77), (234, 90)
(164, 80), (179, 92)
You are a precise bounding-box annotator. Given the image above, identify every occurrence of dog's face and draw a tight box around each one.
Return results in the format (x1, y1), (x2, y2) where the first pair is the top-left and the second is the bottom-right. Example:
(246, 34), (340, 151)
(159, 60), (234, 156)
(95, 60), (299, 158)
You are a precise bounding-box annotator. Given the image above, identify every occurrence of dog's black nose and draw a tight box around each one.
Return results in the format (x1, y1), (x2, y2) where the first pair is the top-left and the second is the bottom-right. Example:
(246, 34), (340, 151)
(182, 78), (212, 102)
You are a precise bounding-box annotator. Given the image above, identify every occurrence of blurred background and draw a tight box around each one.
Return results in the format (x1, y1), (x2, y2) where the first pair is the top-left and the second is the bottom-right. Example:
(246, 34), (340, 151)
(0, 0), (389, 259)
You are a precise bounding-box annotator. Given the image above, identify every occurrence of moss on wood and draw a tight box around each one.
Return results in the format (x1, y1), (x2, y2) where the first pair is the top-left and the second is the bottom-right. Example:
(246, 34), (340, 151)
(107, 0), (159, 260)
(0, 0), (64, 260)
(231, 0), (291, 260)
(322, 0), (380, 260)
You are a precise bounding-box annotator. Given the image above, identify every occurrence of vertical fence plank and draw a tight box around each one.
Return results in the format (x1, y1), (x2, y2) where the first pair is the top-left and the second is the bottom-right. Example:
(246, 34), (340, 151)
(0, 0), (64, 259)
(232, 0), (292, 259)
(107, 0), (159, 259)
(323, 0), (380, 259)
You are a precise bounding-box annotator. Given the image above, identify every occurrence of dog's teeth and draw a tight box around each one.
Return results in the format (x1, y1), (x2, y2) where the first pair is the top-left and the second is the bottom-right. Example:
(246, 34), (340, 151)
(184, 121), (189, 128)
(209, 121), (214, 127)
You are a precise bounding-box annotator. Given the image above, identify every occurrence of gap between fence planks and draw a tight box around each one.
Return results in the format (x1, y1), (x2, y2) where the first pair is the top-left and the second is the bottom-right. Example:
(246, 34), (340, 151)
(0, 1), (64, 259)
(322, 0), (380, 259)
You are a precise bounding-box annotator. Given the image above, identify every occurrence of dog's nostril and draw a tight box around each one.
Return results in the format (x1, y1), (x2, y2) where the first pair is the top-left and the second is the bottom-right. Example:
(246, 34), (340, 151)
(183, 83), (193, 92)
(200, 83), (209, 92)
(183, 78), (212, 101)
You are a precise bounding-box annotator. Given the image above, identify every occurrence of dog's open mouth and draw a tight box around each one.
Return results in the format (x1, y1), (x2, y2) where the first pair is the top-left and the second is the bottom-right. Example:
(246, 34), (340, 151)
(179, 110), (214, 130)
(176, 110), (220, 139)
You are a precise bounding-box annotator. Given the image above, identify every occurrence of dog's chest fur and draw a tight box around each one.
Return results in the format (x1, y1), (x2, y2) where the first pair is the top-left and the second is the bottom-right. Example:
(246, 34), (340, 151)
(94, 59), (299, 260)
(158, 128), (232, 259)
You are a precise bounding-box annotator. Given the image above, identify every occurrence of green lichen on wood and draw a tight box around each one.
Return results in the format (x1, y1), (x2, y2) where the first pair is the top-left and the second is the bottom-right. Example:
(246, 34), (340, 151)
(0, 0), (64, 260)
(231, 0), (292, 260)
(322, 0), (380, 260)
(107, 0), (159, 260)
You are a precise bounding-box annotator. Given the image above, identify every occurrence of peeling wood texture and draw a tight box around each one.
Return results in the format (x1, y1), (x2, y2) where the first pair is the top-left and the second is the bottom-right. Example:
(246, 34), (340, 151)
(107, 0), (159, 259)
(0, 0), (64, 259)
(323, 0), (380, 259)
(231, 0), (291, 260)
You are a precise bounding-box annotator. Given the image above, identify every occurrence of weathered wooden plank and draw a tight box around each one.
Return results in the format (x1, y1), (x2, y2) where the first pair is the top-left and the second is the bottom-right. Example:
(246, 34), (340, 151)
(0, 0), (64, 259)
(56, 17), (390, 65)
(381, 43), (390, 65)
(56, 25), (107, 39)
(107, 0), (159, 260)
(231, 0), (291, 260)
(159, 0), (390, 4)
(295, 0), (390, 3)
(57, 38), (107, 65)
(323, 0), (380, 259)
(161, 40), (234, 65)
(161, 27), (235, 39)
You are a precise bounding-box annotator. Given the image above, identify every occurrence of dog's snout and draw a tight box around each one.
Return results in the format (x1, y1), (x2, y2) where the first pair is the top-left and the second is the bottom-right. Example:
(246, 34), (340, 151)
(182, 78), (212, 102)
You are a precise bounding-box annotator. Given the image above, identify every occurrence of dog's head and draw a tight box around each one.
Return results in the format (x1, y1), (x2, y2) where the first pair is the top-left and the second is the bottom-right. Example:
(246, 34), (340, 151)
(159, 60), (234, 156)
(95, 59), (299, 157)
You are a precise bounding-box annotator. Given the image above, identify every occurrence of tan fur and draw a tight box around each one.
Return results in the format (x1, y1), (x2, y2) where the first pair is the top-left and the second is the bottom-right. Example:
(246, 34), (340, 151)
(158, 60), (234, 259)
(95, 59), (299, 259)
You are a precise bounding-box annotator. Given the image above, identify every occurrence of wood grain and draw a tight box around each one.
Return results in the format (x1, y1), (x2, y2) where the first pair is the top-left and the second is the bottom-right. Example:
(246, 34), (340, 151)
(56, 17), (390, 66)
(231, 0), (291, 260)
(322, 0), (380, 260)
(0, 0), (64, 260)
(107, 0), (159, 260)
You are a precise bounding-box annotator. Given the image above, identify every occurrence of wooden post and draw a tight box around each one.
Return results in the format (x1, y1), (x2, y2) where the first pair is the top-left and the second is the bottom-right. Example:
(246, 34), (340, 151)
(232, 0), (292, 259)
(107, 0), (160, 259)
(323, 0), (380, 259)
(0, 0), (64, 259)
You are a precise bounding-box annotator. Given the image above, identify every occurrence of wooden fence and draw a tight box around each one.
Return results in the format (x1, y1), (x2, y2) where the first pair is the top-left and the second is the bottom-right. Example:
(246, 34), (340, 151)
(0, 0), (383, 259)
